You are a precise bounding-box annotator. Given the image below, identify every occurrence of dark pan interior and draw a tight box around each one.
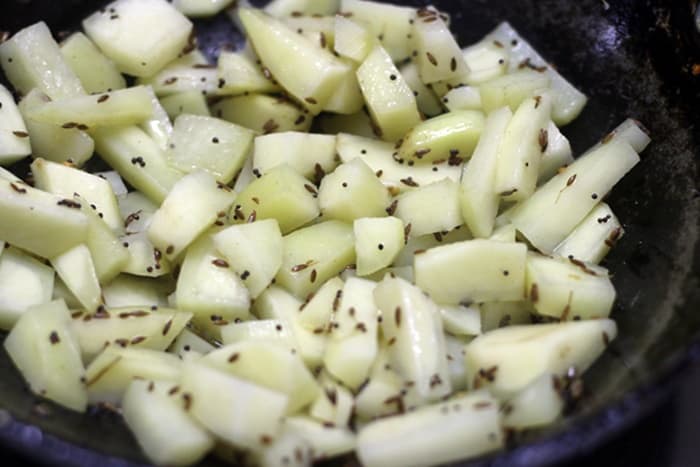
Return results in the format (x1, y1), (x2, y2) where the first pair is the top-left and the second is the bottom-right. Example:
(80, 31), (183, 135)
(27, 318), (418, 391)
(0, 0), (698, 466)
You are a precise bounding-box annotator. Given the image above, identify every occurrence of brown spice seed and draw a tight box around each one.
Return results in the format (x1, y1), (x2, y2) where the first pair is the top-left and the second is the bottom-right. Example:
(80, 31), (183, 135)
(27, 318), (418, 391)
(12, 130), (29, 138)
(212, 258), (230, 268)
(97, 94), (110, 103)
(450, 56), (457, 71)
(130, 336), (146, 345)
(228, 352), (240, 363)
(9, 182), (26, 194)
(162, 319), (173, 336)
(530, 283), (539, 302)
(49, 331), (60, 345)
(426, 52), (438, 66)
(539, 128), (549, 152)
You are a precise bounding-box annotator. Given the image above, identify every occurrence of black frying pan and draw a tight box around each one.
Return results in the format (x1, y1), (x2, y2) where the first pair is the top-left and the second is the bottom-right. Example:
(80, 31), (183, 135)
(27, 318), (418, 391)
(0, 0), (698, 466)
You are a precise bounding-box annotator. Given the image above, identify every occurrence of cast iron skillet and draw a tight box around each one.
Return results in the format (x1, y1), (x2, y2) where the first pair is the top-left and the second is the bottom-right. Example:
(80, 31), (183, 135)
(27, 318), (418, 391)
(0, 0), (698, 465)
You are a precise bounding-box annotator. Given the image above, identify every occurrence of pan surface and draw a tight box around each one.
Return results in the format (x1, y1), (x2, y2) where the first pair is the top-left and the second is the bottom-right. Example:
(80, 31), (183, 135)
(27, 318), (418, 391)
(0, 0), (698, 465)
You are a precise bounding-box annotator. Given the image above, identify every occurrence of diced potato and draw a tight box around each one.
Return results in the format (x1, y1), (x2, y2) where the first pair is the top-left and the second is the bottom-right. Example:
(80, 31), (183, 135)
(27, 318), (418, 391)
(440, 304), (481, 336)
(276, 221), (355, 299)
(538, 120), (573, 184)
(319, 158), (390, 223)
(585, 118), (651, 155)
(0, 22), (84, 99)
(394, 179), (463, 237)
(148, 171), (235, 259)
(357, 391), (502, 467)
(119, 190), (159, 234)
(232, 164), (319, 234)
(265, 0), (339, 16)
(52, 277), (82, 310)
(323, 62), (365, 114)
(102, 274), (171, 309)
(354, 217), (404, 276)
(444, 333), (470, 391)
(284, 416), (356, 460)
(297, 276), (344, 332)
(495, 94), (552, 202)
(51, 244), (102, 313)
(120, 231), (173, 278)
(213, 219), (283, 298)
(18, 89), (95, 167)
(0, 246), (54, 330)
(309, 372), (354, 428)
(167, 114), (254, 184)
(203, 340), (320, 413)
(340, 0), (416, 62)
(93, 125), (185, 205)
(354, 346), (415, 420)
(334, 16), (376, 63)
(479, 70), (550, 114)
(464, 319), (617, 397)
(180, 360), (289, 450)
(0, 84), (31, 165)
(373, 276), (451, 401)
(480, 300), (534, 332)
(412, 7), (468, 84)
(213, 94), (312, 134)
(169, 328), (215, 359)
(317, 112), (375, 139)
(460, 106), (512, 238)
(175, 234), (251, 340)
(239, 8), (351, 114)
(357, 45), (421, 142)
(324, 278), (379, 389)
(253, 427), (314, 467)
(553, 203), (623, 264)
(140, 63), (219, 97)
(282, 16), (336, 48)
(525, 253), (616, 320)
(0, 178), (89, 259)
(442, 85), (482, 111)
(60, 32), (126, 94)
(461, 38), (509, 85)
(414, 239), (527, 305)
(220, 319), (298, 352)
(398, 61), (443, 117)
(397, 110), (484, 164)
(487, 22), (587, 125)
(392, 226), (471, 267)
(85, 346), (182, 404)
(32, 158), (123, 232)
(336, 133), (463, 192)
(71, 306), (191, 363)
(253, 132), (337, 181)
(123, 379), (215, 466)
(173, 0), (234, 17)
(160, 91), (211, 119)
(217, 51), (282, 96)
(140, 86), (173, 152)
(506, 140), (640, 252)
(95, 170), (128, 197)
(83, 0), (193, 78)
(4, 300), (87, 412)
(503, 373), (563, 429)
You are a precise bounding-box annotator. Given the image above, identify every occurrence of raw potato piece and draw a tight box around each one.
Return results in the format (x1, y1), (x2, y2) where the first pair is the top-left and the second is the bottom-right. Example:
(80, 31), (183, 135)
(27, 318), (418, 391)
(324, 278), (379, 389)
(213, 219), (283, 298)
(18, 89), (95, 167)
(85, 347), (182, 404)
(160, 91), (211, 119)
(70, 307), (192, 363)
(414, 239), (527, 305)
(176, 234), (251, 339)
(51, 244), (102, 313)
(83, 0), (193, 78)
(253, 427), (314, 467)
(173, 0), (234, 17)
(276, 221), (356, 299)
(213, 94), (312, 134)
(265, 0), (339, 16)
(399, 61), (443, 117)
(397, 110), (484, 164)
(495, 94), (552, 202)
(220, 319), (297, 351)
(394, 179), (463, 238)
(238, 8), (351, 114)
(102, 275), (170, 309)
(232, 165), (319, 234)
(465, 319), (617, 397)
(168, 114), (255, 184)
(373, 276), (451, 402)
(284, 416), (356, 460)
(442, 86), (482, 111)
(0, 179), (89, 259)
(253, 132), (337, 180)
(169, 328), (215, 358)
(460, 106), (512, 238)
(120, 232), (173, 278)
(60, 32), (126, 94)
(123, 380), (215, 466)
(180, 361), (289, 450)
(0, 247), (54, 330)
(479, 70), (550, 114)
(0, 84), (31, 165)
(4, 300), (87, 412)
(525, 253), (616, 320)
(440, 304), (481, 336)
(217, 51), (282, 96)
(93, 125), (185, 205)
(334, 16), (376, 63)
(357, 391), (502, 467)
(0, 22), (84, 99)
(309, 372), (354, 427)
(297, 276), (344, 331)
(503, 373), (564, 429)
(203, 341), (320, 413)
(27, 86), (153, 129)
(538, 120), (573, 184)
(148, 171), (235, 259)
(480, 301), (534, 332)
(412, 7), (469, 84)
(356, 46), (421, 142)
(32, 158), (123, 232)
(553, 203), (623, 264)
(319, 158), (390, 223)
(507, 140), (640, 253)
(336, 133), (463, 192)
(354, 217), (404, 276)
